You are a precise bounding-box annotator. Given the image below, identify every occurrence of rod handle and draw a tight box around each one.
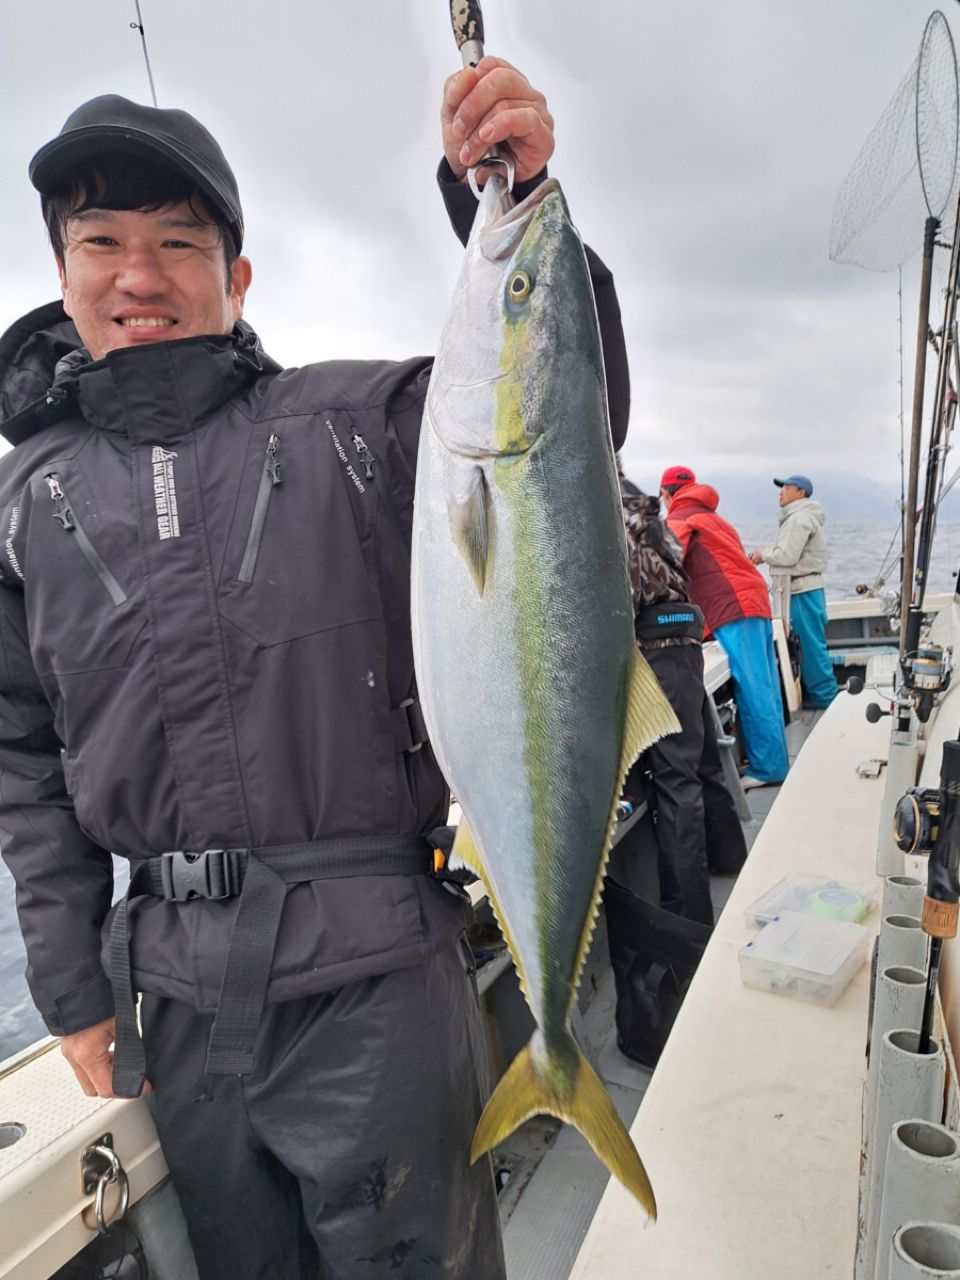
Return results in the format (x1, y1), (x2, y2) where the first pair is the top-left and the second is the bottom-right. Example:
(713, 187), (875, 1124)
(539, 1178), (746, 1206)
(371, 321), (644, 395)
(450, 0), (485, 68)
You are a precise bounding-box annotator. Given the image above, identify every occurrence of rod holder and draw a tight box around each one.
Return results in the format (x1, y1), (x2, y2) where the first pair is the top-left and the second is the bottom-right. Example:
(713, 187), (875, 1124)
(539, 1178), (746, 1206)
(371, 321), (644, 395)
(877, 915), (929, 977)
(890, 1221), (960, 1277)
(857, 1030), (945, 1280)
(865, 967), (927, 1152)
(876, 1121), (960, 1280)
(882, 877), (926, 920)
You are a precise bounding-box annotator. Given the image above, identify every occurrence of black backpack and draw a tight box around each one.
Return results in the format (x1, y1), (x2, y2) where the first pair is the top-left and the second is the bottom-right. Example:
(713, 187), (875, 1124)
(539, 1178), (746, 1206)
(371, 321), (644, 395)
(603, 875), (711, 1069)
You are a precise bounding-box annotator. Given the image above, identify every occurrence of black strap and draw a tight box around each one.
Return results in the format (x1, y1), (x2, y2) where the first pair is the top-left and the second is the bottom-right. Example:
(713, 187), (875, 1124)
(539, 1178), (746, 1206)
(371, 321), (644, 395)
(110, 836), (431, 1096)
(634, 602), (704, 643)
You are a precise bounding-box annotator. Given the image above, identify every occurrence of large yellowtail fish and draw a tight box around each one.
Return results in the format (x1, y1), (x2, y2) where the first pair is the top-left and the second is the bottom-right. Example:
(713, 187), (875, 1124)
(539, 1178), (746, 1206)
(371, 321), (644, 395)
(410, 173), (678, 1218)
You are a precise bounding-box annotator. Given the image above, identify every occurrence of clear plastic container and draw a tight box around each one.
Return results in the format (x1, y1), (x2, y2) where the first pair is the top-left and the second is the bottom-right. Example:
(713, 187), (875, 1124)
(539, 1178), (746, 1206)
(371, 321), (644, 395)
(744, 872), (873, 929)
(738, 910), (870, 1006)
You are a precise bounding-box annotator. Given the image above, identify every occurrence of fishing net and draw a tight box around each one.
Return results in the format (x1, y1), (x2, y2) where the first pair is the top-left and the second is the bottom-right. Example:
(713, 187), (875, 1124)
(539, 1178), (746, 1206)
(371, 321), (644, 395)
(830, 10), (959, 272)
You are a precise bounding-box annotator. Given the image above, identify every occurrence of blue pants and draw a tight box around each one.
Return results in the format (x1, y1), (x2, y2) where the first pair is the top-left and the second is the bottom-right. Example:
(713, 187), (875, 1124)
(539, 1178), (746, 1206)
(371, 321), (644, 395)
(713, 617), (790, 784)
(791, 588), (837, 707)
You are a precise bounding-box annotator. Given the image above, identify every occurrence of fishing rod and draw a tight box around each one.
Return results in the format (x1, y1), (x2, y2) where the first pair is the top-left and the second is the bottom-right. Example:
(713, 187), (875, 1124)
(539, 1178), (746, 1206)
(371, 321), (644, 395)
(448, 0), (514, 195)
(130, 0), (159, 107)
(894, 736), (960, 1054)
(898, 12), (960, 659)
(901, 216), (940, 658)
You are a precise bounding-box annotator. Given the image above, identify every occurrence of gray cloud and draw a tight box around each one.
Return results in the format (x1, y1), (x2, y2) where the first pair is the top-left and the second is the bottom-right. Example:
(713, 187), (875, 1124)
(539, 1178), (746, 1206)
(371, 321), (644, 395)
(0, 0), (948, 493)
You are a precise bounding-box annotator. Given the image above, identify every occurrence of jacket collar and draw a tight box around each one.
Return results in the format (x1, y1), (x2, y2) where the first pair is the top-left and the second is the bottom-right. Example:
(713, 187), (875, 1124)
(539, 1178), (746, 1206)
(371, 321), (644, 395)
(1, 302), (279, 445)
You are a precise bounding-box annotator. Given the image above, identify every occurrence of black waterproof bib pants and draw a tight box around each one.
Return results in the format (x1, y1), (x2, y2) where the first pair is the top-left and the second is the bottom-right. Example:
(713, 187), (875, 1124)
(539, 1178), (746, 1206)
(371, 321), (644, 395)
(142, 940), (506, 1280)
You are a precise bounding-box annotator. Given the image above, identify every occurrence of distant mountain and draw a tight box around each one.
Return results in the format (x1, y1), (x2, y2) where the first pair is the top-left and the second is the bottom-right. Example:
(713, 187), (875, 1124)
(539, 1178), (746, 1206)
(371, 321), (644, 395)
(688, 471), (960, 526)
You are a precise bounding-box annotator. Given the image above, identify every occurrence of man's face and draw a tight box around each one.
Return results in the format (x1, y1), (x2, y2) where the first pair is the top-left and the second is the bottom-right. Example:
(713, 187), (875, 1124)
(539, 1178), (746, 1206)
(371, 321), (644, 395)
(57, 201), (252, 361)
(779, 483), (806, 506)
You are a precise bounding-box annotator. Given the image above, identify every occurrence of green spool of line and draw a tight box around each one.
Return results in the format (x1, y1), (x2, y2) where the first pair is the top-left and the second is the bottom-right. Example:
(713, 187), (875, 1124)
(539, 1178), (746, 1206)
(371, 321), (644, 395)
(811, 887), (867, 922)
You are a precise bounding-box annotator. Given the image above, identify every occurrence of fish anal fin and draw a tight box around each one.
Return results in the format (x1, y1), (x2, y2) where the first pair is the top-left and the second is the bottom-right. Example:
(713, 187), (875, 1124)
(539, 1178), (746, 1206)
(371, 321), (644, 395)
(471, 1032), (657, 1220)
(451, 817), (486, 879)
(447, 465), (489, 595)
(622, 647), (681, 772)
(452, 818), (534, 1011)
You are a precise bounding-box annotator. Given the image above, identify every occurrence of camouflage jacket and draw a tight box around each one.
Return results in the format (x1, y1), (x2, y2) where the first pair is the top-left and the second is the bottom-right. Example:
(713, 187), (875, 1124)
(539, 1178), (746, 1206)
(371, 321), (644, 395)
(621, 491), (699, 650)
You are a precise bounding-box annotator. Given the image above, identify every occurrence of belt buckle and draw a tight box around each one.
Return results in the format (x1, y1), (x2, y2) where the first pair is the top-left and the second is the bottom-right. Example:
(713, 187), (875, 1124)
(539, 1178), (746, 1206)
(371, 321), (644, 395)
(159, 849), (240, 901)
(399, 697), (427, 754)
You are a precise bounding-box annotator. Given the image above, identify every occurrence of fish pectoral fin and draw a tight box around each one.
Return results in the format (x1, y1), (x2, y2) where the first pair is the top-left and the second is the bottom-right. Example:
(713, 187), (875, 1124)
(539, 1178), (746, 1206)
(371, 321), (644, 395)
(470, 1032), (657, 1220)
(447, 465), (489, 595)
(621, 647), (681, 770)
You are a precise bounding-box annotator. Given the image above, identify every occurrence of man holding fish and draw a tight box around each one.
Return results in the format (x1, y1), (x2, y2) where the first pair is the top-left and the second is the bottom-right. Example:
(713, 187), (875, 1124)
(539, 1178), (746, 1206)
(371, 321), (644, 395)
(0, 43), (646, 1280)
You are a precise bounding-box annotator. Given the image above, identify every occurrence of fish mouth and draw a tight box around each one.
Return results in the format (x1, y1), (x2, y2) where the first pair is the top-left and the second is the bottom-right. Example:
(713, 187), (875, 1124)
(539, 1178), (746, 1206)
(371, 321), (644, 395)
(479, 177), (562, 263)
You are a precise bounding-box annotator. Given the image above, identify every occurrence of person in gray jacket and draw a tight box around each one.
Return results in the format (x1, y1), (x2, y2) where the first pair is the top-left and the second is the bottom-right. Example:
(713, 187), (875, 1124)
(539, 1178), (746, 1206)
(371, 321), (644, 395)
(750, 474), (837, 708)
(0, 62), (631, 1280)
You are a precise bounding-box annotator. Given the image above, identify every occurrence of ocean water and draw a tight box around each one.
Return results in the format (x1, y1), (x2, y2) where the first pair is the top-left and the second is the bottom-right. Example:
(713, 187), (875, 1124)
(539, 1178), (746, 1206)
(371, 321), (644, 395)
(2, 520), (959, 1063)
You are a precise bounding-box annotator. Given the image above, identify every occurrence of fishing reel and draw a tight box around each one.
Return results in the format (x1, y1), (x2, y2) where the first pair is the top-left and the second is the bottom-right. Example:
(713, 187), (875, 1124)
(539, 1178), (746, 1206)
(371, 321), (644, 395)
(880, 644), (953, 724)
(910, 646), (952, 723)
(893, 787), (943, 856)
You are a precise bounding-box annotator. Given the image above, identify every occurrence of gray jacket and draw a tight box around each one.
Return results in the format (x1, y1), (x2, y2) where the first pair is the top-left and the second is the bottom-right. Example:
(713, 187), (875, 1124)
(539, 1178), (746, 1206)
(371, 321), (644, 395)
(760, 498), (828, 594)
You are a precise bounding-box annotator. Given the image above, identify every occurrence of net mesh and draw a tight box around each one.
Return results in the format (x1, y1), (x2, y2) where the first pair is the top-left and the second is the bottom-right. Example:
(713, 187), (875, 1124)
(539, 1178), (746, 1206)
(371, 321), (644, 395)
(830, 11), (958, 272)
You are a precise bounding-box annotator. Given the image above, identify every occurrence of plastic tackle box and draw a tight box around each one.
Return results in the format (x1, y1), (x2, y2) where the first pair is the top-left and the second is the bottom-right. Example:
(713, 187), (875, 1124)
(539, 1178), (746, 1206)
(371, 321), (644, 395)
(744, 872), (872, 929)
(738, 910), (869, 1006)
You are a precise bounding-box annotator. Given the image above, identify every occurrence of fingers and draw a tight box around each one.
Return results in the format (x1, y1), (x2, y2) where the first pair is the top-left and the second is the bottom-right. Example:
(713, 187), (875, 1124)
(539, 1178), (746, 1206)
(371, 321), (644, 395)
(441, 57), (554, 183)
(458, 105), (555, 171)
(60, 1017), (118, 1099)
(452, 63), (548, 147)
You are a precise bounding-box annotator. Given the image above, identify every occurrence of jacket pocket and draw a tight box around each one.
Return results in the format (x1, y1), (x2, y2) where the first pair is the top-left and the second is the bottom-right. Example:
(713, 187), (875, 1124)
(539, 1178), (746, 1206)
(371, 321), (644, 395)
(237, 432), (281, 583)
(44, 473), (127, 606)
(29, 469), (142, 677)
(218, 419), (383, 647)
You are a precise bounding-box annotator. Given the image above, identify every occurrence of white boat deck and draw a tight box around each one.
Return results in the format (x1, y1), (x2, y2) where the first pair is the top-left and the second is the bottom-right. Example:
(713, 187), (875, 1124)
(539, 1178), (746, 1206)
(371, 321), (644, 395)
(570, 687), (889, 1280)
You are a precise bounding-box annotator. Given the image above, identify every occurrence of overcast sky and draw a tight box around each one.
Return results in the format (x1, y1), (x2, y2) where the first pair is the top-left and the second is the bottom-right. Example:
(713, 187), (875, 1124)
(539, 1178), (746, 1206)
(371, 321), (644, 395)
(0, 0), (954, 494)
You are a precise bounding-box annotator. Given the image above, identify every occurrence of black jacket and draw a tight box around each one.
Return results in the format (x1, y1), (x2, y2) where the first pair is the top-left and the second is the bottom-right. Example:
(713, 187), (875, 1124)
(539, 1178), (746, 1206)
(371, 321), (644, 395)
(0, 171), (630, 1036)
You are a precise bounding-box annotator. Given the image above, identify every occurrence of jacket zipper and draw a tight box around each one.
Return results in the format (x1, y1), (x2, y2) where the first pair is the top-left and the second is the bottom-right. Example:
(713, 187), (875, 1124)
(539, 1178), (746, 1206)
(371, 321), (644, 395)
(238, 433), (282, 583)
(352, 433), (376, 482)
(44, 474), (128, 606)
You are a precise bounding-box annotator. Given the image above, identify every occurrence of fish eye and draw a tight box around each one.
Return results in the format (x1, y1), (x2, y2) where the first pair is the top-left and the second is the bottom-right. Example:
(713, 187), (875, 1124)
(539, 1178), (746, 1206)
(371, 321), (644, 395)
(507, 270), (533, 302)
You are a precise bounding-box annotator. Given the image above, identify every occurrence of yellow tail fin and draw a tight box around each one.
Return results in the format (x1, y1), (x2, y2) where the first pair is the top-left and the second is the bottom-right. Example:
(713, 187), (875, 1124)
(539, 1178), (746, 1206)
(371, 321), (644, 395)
(470, 1034), (657, 1219)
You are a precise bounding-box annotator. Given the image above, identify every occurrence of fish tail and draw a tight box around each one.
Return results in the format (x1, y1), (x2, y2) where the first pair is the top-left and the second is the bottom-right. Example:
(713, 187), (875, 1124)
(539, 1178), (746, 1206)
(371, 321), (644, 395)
(470, 1032), (657, 1220)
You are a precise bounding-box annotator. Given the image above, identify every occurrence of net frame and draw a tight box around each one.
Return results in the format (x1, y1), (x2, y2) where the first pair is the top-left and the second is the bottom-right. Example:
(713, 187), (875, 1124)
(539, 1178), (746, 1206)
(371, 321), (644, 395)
(830, 10), (959, 272)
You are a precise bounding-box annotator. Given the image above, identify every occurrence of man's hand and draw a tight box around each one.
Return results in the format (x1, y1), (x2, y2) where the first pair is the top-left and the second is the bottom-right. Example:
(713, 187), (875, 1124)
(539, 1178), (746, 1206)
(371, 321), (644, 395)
(750, 549), (764, 565)
(61, 1017), (118, 1098)
(442, 57), (555, 185)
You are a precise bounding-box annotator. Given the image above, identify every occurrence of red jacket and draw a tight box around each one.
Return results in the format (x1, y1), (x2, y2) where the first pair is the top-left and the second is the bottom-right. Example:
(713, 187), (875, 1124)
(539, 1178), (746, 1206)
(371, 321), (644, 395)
(665, 483), (771, 632)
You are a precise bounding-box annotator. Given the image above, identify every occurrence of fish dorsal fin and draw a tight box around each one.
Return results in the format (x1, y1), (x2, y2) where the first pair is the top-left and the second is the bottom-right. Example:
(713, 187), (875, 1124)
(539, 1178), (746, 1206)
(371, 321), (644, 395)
(447, 464), (489, 595)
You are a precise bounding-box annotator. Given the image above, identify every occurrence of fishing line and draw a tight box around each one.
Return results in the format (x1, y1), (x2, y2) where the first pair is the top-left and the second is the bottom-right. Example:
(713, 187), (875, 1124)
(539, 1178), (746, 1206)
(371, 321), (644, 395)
(130, 0), (159, 108)
(899, 266), (906, 581)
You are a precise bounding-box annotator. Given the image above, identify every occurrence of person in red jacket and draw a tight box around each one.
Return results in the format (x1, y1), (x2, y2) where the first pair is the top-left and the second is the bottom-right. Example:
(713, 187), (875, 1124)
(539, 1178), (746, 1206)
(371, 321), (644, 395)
(659, 466), (789, 788)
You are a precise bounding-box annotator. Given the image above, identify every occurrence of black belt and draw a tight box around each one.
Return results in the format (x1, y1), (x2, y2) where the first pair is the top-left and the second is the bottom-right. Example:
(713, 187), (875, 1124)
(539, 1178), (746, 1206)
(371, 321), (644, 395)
(109, 836), (432, 1097)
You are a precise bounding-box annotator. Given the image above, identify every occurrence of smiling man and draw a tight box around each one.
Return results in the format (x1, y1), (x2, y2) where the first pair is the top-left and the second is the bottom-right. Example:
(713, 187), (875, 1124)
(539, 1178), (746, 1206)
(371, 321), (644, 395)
(0, 71), (629, 1280)
(55, 201), (250, 355)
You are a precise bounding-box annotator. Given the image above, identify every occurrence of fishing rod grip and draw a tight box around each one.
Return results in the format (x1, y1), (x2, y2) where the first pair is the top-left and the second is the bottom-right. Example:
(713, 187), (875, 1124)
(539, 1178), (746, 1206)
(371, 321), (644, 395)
(923, 738), (960, 939)
(450, 0), (485, 68)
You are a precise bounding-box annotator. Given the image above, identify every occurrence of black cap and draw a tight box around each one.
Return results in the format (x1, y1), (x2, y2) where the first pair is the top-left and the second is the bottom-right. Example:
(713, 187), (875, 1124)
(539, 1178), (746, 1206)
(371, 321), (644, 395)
(29, 95), (244, 252)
